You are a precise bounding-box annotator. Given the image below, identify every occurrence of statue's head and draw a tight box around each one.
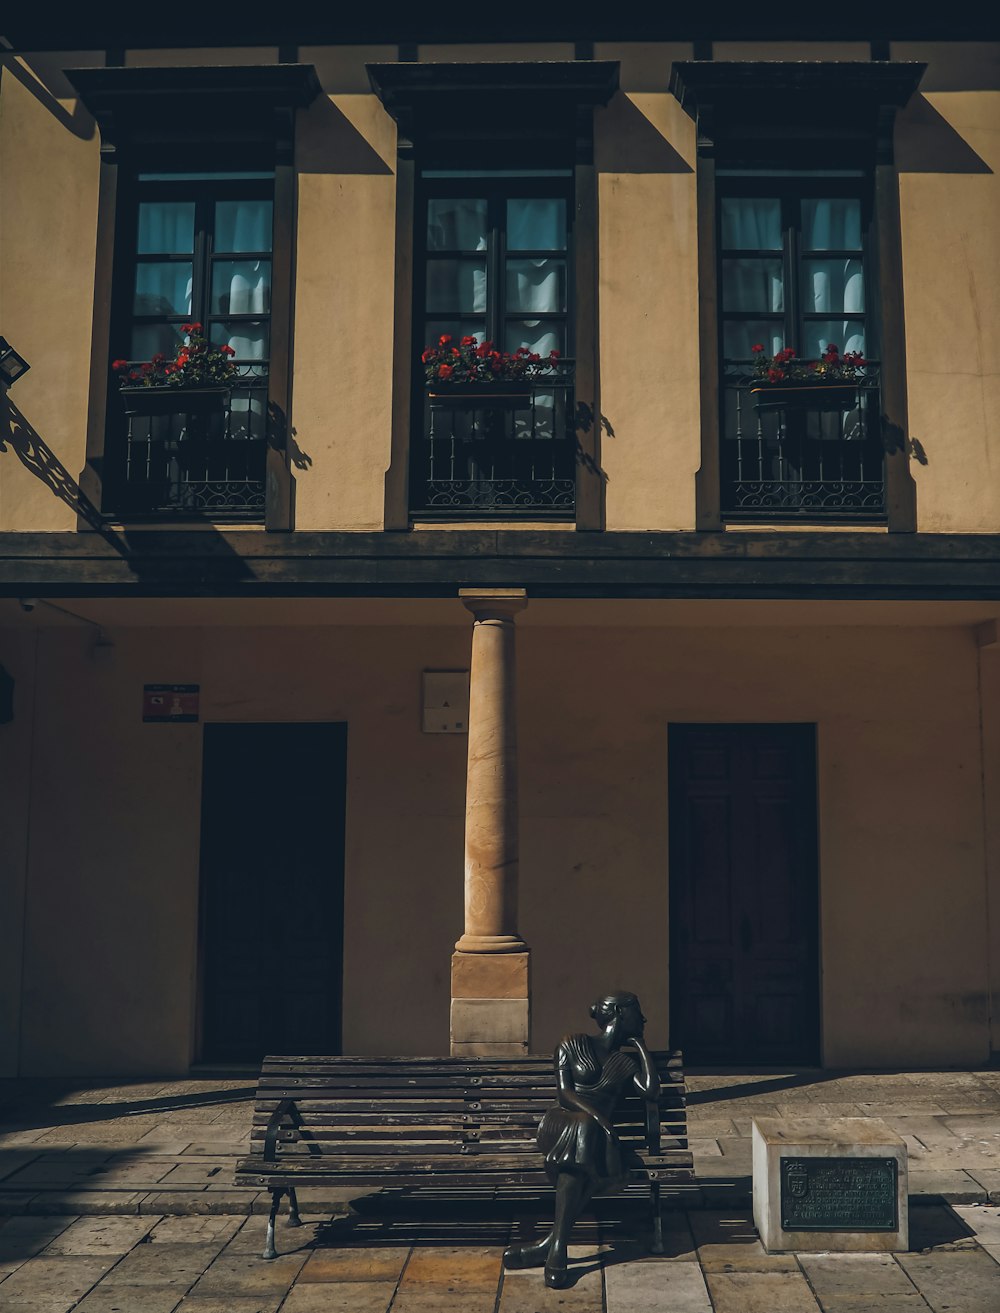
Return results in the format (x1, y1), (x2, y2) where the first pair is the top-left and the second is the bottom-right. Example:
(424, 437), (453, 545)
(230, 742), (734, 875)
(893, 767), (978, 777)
(589, 991), (646, 1039)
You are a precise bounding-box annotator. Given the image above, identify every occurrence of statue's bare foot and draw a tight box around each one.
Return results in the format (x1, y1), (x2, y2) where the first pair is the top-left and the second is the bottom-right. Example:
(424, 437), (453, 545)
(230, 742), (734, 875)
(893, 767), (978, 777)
(503, 1237), (551, 1270)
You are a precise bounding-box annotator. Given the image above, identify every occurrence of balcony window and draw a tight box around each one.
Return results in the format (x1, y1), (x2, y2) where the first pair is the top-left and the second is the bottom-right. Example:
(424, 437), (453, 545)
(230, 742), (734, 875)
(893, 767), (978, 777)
(412, 174), (576, 517)
(719, 177), (883, 520)
(108, 175), (274, 519)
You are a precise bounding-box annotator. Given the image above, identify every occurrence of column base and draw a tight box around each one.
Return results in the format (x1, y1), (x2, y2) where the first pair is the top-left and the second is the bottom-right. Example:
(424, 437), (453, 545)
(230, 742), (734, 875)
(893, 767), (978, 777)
(454, 933), (528, 954)
(450, 950), (530, 1054)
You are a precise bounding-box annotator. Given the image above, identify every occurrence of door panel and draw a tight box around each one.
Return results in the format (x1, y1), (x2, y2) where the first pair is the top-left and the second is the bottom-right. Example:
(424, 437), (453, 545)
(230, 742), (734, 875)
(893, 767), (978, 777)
(669, 724), (819, 1064)
(198, 722), (347, 1064)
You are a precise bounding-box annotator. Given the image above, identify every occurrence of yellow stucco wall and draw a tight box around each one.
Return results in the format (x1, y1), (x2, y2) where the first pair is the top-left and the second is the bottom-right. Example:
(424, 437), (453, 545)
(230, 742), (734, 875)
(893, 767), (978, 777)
(1, 42), (998, 534)
(0, 610), (990, 1074)
(894, 43), (1000, 531)
(0, 54), (101, 532)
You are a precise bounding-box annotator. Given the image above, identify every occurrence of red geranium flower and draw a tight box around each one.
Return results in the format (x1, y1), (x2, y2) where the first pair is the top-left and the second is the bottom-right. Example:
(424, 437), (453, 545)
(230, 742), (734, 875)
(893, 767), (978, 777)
(438, 334), (452, 347)
(460, 335), (476, 347)
(111, 359), (128, 371)
(751, 344), (765, 354)
(438, 363), (454, 380)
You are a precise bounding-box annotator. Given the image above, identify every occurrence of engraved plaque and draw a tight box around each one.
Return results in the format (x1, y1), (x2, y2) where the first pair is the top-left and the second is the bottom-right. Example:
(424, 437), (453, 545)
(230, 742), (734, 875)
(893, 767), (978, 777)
(780, 1157), (898, 1232)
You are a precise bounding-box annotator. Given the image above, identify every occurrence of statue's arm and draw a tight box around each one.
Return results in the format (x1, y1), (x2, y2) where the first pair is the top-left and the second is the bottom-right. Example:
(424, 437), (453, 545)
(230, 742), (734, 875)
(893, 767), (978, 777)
(625, 1037), (659, 1099)
(554, 1041), (614, 1136)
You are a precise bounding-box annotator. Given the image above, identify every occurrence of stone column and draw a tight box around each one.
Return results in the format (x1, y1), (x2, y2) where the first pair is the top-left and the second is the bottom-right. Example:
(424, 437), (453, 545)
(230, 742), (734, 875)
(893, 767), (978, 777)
(451, 588), (530, 1056)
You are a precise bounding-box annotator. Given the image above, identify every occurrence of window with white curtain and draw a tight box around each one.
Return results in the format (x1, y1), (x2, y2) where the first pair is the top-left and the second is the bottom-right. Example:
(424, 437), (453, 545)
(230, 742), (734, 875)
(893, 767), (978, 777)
(418, 172), (572, 360)
(717, 177), (872, 368)
(116, 173), (275, 375)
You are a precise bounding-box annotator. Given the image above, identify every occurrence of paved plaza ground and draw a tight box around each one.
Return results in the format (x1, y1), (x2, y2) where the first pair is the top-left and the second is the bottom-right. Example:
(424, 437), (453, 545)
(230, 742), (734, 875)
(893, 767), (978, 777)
(1, 1068), (1000, 1310)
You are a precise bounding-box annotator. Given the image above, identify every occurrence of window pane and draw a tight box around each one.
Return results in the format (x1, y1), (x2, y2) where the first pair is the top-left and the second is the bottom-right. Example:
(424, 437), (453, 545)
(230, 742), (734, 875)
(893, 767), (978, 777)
(426, 259), (487, 314)
(211, 260), (272, 314)
(802, 320), (866, 358)
(802, 199), (862, 251)
(423, 320), (486, 350)
(130, 322), (185, 361)
(720, 198), (782, 250)
(134, 263), (192, 315)
(506, 198), (566, 251)
(427, 199), (488, 251)
(504, 320), (564, 357)
(215, 199), (273, 253)
(137, 201), (194, 254)
(722, 258), (783, 312)
(213, 320), (269, 361)
(803, 259), (865, 314)
(506, 259), (566, 314)
(723, 320), (784, 360)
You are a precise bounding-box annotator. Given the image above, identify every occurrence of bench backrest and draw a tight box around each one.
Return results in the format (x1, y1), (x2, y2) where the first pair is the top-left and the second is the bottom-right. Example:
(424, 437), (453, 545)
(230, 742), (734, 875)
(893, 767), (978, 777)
(252, 1052), (687, 1163)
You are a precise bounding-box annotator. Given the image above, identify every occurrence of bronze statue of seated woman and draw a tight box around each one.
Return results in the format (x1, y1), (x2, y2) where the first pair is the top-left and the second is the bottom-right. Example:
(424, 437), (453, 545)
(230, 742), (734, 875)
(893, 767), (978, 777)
(503, 991), (658, 1288)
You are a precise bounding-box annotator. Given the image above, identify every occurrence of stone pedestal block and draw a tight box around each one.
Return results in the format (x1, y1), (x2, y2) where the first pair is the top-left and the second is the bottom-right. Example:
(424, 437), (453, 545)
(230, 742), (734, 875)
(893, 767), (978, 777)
(450, 951), (530, 1054)
(752, 1117), (908, 1253)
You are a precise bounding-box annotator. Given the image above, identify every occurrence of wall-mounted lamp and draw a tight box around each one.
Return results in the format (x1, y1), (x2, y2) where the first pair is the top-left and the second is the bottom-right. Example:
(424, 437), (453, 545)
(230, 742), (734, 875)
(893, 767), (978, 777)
(0, 338), (30, 389)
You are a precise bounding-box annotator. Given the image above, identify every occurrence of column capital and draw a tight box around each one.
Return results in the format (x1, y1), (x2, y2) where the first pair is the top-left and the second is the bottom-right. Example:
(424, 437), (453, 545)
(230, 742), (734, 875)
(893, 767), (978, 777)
(459, 588), (528, 622)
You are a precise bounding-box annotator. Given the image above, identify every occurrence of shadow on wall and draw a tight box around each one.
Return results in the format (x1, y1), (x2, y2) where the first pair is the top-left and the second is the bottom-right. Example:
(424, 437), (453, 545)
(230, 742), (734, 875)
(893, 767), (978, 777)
(0, 55), (96, 140)
(896, 96), (994, 174)
(296, 94), (394, 175)
(0, 395), (116, 542)
(596, 93), (693, 174)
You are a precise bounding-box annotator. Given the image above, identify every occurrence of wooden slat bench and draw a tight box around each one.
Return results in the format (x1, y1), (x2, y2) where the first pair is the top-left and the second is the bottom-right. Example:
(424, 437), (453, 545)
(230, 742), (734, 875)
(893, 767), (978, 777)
(235, 1052), (695, 1259)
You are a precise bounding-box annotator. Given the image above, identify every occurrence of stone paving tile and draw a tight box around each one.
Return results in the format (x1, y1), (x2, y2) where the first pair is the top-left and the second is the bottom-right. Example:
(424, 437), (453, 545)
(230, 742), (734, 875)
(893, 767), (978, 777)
(798, 1253), (923, 1308)
(689, 1210), (798, 1273)
(158, 1162), (230, 1185)
(0, 1254), (117, 1311)
(705, 1269), (822, 1312)
(41, 1214), (159, 1254)
(953, 1203), (1000, 1244)
(391, 1287), (499, 1313)
(283, 1280), (398, 1312)
(908, 1169), (987, 1202)
(687, 1137), (721, 1156)
(74, 1284), (184, 1313)
(907, 1203), (980, 1252)
(174, 1296), (284, 1313)
(604, 1258), (712, 1313)
(0, 1214), (77, 1280)
(500, 1268), (604, 1312)
(99, 1242), (227, 1287)
(896, 1248), (1000, 1312)
(188, 1249), (308, 1295)
(967, 1169), (1000, 1202)
(401, 1243), (503, 1290)
(27, 1190), (147, 1215)
(149, 1216), (245, 1245)
(298, 1245), (410, 1282)
(140, 1190), (256, 1215)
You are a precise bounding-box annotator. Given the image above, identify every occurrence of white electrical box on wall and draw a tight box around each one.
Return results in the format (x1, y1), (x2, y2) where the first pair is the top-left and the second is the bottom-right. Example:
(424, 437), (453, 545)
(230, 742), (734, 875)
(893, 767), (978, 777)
(422, 670), (470, 734)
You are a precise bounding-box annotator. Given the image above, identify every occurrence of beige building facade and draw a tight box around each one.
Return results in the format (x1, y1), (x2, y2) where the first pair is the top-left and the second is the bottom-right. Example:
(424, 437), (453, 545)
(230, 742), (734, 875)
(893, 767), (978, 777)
(1, 25), (999, 1076)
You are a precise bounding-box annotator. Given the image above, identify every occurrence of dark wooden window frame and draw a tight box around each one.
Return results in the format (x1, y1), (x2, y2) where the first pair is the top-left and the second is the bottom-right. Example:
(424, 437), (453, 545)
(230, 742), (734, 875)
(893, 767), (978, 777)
(410, 170), (577, 519)
(65, 63), (321, 530)
(715, 171), (884, 522)
(669, 60), (927, 532)
(366, 60), (619, 531)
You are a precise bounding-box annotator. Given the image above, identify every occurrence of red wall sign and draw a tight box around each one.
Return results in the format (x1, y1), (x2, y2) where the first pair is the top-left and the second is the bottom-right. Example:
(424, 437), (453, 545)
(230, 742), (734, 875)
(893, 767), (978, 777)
(143, 684), (200, 723)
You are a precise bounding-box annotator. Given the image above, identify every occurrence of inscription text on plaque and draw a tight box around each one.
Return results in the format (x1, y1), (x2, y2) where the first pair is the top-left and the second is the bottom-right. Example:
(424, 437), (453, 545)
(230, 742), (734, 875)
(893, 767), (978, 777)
(780, 1156), (898, 1232)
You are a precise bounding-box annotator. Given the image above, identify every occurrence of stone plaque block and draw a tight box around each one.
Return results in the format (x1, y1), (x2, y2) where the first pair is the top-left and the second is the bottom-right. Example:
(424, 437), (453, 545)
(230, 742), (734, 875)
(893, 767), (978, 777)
(752, 1117), (908, 1253)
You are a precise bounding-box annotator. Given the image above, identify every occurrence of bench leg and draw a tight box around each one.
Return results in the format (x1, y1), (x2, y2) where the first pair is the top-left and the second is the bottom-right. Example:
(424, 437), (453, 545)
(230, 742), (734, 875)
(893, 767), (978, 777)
(263, 1189), (283, 1260)
(649, 1180), (664, 1255)
(286, 1186), (302, 1227)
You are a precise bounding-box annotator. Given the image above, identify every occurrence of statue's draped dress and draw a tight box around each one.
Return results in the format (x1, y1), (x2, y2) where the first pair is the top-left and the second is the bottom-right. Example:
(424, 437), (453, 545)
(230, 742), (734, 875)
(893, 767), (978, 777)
(536, 1034), (640, 1192)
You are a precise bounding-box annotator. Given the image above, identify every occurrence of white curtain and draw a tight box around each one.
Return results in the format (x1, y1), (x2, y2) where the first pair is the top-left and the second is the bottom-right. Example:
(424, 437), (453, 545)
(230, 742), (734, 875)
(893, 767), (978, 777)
(137, 201), (194, 254)
(427, 198), (488, 251)
(215, 200), (272, 253)
(721, 198), (782, 250)
(507, 198), (566, 251)
(803, 199), (861, 251)
(506, 259), (565, 314)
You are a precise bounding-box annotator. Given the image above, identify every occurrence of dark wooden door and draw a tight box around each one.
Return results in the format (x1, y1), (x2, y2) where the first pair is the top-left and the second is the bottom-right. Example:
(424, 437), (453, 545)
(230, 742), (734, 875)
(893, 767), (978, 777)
(198, 723), (347, 1064)
(669, 724), (819, 1065)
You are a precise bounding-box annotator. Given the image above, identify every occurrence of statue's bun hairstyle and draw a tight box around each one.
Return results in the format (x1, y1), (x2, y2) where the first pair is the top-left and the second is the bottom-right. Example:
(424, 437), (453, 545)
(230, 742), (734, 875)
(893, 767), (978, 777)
(590, 991), (639, 1025)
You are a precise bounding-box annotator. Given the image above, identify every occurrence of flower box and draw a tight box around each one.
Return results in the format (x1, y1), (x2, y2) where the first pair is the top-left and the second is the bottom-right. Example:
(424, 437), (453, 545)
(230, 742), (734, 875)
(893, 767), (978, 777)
(427, 380), (533, 409)
(748, 381), (863, 413)
(118, 385), (230, 416)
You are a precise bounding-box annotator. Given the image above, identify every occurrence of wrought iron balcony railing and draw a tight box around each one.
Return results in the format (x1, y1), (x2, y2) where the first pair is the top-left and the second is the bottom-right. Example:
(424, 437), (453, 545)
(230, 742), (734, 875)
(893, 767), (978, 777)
(412, 363), (576, 518)
(112, 367), (268, 520)
(722, 363), (885, 521)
